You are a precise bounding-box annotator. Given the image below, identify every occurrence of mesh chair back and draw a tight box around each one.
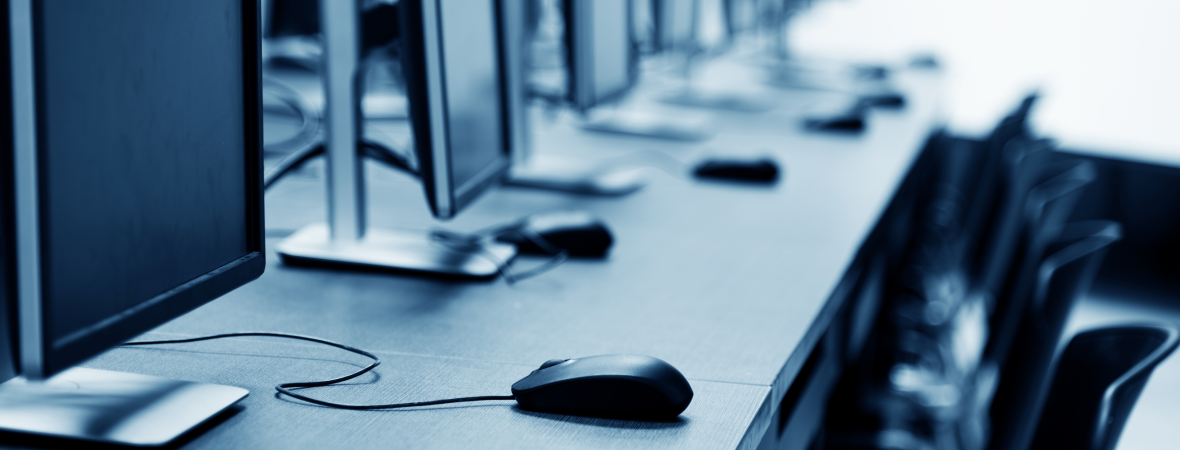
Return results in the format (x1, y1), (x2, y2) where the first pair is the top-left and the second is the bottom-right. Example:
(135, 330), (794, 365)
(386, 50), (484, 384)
(1031, 324), (1180, 450)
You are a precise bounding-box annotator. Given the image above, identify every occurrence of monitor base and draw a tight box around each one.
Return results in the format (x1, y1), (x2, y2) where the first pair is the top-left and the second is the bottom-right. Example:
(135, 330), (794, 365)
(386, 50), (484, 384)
(579, 110), (713, 141)
(0, 367), (247, 447)
(657, 89), (774, 113)
(505, 165), (649, 196)
(765, 62), (855, 93)
(276, 223), (518, 279)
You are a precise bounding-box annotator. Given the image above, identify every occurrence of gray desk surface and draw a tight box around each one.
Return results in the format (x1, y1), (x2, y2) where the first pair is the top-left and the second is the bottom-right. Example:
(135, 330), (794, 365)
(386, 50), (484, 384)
(67, 56), (939, 449)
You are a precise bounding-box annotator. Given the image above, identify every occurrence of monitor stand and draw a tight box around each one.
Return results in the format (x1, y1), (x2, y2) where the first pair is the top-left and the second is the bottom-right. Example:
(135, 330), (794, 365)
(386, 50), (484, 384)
(579, 108), (714, 141)
(657, 88), (774, 113)
(505, 155), (650, 196)
(277, 224), (517, 279)
(276, 0), (516, 279)
(0, 367), (247, 446)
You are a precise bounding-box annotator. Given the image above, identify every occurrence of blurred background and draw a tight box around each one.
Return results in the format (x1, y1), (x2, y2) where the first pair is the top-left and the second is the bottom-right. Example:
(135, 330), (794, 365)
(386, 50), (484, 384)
(787, 2), (1180, 449)
(788, 0), (1180, 164)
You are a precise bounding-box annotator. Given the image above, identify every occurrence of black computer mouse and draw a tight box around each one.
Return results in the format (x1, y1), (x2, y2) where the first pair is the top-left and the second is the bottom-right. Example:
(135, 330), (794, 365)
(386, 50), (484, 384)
(494, 211), (613, 258)
(693, 157), (780, 183)
(857, 92), (906, 109)
(512, 355), (694, 420)
(803, 112), (866, 133)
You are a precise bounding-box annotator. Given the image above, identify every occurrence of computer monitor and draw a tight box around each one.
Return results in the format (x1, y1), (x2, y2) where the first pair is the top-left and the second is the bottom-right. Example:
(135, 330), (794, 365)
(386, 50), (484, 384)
(563, 0), (638, 112)
(401, 0), (512, 220)
(277, 0), (517, 278)
(266, 0), (318, 38)
(653, 0), (698, 54)
(0, 0), (262, 445)
(724, 0), (758, 37)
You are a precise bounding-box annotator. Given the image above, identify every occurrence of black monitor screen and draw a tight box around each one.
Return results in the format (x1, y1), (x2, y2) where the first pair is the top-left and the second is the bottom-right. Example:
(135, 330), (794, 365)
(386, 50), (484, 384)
(28, 0), (261, 374)
(266, 0), (318, 38)
(724, 0), (757, 36)
(0, 0), (12, 383)
(654, 0), (696, 52)
(589, 0), (632, 101)
(438, 0), (504, 196)
(565, 0), (635, 110)
(402, 0), (510, 219)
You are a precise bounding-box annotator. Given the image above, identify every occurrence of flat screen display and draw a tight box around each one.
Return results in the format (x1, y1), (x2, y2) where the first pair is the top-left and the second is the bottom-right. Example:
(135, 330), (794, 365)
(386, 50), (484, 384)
(35, 1), (251, 351)
(438, 0), (505, 196)
(591, 0), (632, 103)
(0, 11), (12, 382)
(725, 0), (758, 35)
(655, 0), (696, 52)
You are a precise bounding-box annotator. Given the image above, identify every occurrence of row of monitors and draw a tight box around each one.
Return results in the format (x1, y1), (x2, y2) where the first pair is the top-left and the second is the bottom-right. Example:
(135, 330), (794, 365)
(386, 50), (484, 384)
(0, 0), (814, 388)
(411, 0), (811, 217)
(0, 0), (669, 386)
(412, 0), (636, 218)
(268, 0), (805, 50)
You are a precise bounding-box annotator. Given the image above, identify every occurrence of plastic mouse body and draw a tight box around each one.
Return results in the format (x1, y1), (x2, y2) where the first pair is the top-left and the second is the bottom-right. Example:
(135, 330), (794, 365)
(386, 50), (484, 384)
(495, 211), (613, 257)
(512, 355), (693, 420)
(804, 112), (866, 133)
(693, 157), (780, 183)
(857, 92), (906, 109)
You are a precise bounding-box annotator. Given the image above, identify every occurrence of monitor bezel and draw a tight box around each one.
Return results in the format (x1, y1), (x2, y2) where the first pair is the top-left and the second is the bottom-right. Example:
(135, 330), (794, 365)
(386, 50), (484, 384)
(0, 0), (15, 383)
(9, 0), (265, 379)
(722, 0), (757, 38)
(652, 0), (699, 54)
(401, 0), (512, 220)
(563, 0), (639, 112)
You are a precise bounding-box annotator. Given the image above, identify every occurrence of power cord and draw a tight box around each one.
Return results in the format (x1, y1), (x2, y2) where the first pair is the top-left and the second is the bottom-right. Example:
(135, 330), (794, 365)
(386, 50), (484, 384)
(262, 77), (320, 154)
(429, 223), (569, 284)
(122, 332), (516, 410)
(263, 139), (417, 190)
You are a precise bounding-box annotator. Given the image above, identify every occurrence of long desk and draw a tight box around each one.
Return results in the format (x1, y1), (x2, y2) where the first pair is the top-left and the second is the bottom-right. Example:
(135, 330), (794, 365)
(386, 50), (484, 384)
(51, 56), (941, 450)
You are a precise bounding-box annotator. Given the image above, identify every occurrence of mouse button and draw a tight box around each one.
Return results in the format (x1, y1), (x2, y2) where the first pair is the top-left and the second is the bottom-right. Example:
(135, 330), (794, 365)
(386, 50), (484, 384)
(858, 92), (906, 109)
(805, 114), (866, 133)
(512, 362), (580, 393)
(693, 159), (780, 183)
(539, 359), (571, 370)
(514, 377), (673, 418)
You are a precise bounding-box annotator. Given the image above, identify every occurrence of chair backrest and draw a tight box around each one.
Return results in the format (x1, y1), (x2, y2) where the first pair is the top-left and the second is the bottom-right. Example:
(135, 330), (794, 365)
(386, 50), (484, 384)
(985, 159), (1096, 367)
(1031, 324), (1180, 450)
(960, 94), (1039, 261)
(987, 221), (1123, 450)
(972, 137), (1053, 306)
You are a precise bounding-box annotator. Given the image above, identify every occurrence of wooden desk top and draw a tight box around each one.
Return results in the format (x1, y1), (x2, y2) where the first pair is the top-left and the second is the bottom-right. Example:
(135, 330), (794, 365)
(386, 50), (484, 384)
(63, 56), (941, 450)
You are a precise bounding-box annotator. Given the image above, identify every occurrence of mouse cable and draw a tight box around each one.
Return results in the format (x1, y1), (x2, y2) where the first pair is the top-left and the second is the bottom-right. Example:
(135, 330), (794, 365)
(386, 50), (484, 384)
(122, 332), (516, 410)
(264, 141), (324, 190)
(263, 139), (417, 191)
(262, 77), (320, 155)
(429, 224), (569, 284)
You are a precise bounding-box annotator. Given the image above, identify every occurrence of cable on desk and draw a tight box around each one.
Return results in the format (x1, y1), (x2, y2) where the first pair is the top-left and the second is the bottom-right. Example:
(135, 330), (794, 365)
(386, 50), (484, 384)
(360, 139), (417, 177)
(123, 332), (516, 410)
(262, 77), (320, 154)
(263, 140), (417, 191)
(264, 141), (324, 190)
(429, 223), (569, 285)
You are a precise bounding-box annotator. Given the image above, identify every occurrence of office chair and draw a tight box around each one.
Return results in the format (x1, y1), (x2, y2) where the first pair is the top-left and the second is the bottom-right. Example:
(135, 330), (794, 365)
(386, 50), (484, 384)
(959, 94), (1039, 264)
(986, 221), (1123, 450)
(1030, 323), (1180, 450)
(985, 158), (1096, 369)
(970, 136), (1053, 311)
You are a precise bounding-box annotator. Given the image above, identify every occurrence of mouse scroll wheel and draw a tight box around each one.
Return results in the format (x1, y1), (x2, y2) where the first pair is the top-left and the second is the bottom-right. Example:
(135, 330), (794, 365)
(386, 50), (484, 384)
(539, 359), (570, 370)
